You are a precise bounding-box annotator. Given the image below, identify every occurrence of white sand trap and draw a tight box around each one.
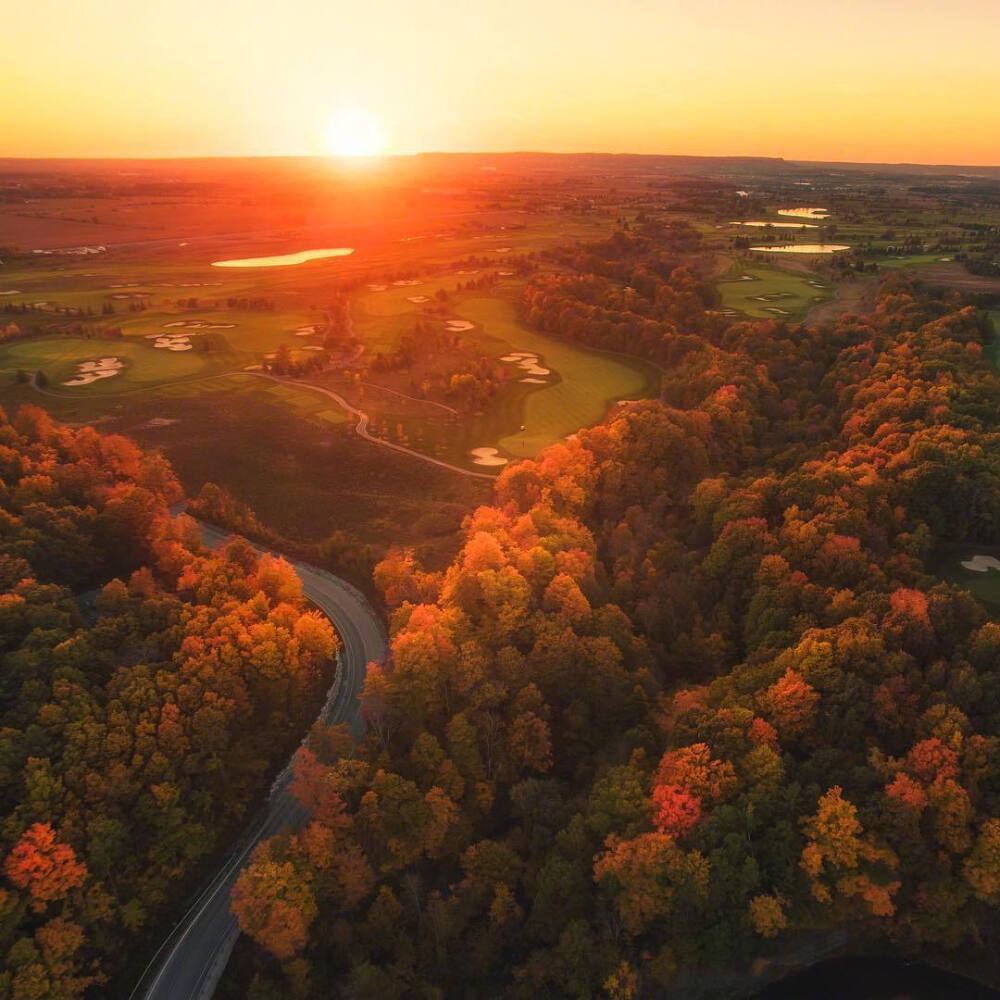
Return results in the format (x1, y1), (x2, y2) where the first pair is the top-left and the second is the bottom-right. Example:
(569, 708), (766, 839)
(164, 321), (186, 328)
(739, 275), (756, 281)
(366, 284), (388, 292)
(808, 281), (827, 288)
(143, 417), (178, 428)
(522, 364), (550, 375)
(302, 345), (323, 351)
(446, 320), (475, 331)
(244, 364), (263, 371)
(407, 295), (430, 303)
(207, 324), (236, 329)
(494, 247), (512, 253)
(470, 447), (509, 467)
(498, 270), (514, 276)
(63, 357), (123, 386)
(961, 555), (1000, 573)
(0, 290), (20, 295)
(938, 257), (953, 262)
(500, 354), (524, 362)
(295, 326), (317, 336)
(393, 279), (422, 286)
(521, 377), (547, 384)
(456, 269), (479, 275)
(503, 352), (535, 359)
(155, 334), (193, 351)
(764, 308), (790, 315)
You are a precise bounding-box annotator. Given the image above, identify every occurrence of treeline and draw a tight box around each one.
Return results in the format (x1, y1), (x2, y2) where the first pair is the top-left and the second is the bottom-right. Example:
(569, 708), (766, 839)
(522, 228), (719, 367)
(228, 259), (1000, 998)
(0, 410), (339, 995)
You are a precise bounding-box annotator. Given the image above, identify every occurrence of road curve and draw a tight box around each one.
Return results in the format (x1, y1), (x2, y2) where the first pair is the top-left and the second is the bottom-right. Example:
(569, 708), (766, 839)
(130, 519), (388, 1000)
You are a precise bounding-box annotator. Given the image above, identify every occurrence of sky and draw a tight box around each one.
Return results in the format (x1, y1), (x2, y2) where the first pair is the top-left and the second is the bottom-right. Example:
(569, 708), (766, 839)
(3, 0), (1000, 164)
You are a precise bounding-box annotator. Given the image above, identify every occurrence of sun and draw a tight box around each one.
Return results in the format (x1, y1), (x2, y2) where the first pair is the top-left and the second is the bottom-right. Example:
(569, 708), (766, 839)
(324, 108), (388, 158)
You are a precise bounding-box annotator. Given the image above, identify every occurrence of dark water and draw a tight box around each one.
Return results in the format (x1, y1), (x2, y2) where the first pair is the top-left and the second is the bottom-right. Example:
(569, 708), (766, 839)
(754, 956), (1000, 999)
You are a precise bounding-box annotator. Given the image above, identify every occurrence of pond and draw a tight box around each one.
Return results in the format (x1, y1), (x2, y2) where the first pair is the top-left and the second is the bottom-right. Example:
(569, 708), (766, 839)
(754, 955), (999, 999)
(750, 244), (850, 254)
(777, 207), (830, 219)
(730, 221), (818, 229)
(211, 248), (355, 268)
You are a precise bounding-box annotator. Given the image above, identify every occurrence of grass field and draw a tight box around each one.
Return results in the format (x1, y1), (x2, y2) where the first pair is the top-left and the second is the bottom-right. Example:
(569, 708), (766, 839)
(936, 544), (1000, 613)
(718, 265), (832, 319)
(456, 297), (654, 456)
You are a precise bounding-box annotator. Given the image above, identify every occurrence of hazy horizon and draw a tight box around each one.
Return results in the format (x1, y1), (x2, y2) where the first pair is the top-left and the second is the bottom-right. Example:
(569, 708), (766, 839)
(5, 0), (1000, 163)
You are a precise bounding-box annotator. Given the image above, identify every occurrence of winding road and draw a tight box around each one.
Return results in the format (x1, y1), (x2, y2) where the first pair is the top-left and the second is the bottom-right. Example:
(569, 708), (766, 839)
(30, 371), (498, 481)
(129, 519), (388, 1000)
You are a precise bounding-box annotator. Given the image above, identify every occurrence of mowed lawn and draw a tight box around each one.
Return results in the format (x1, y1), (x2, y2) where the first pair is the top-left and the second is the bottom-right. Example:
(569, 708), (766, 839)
(0, 336), (214, 391)
(457, 297), (654, 457)
(718, 265), (831, 319)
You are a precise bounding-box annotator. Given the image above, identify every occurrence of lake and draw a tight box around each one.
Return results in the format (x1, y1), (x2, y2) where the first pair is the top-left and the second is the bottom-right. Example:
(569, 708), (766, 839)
(750, 244), (850, 254)
(211, 248), (355, 268)
(777, 207), (830, 219)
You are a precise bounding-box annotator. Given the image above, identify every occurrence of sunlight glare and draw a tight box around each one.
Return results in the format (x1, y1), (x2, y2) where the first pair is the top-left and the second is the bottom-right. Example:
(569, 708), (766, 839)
(324, 108), (388, 158)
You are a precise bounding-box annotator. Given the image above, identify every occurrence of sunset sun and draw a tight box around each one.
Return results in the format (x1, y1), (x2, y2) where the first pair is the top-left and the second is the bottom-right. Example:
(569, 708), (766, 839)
(324, 108), (388, 158)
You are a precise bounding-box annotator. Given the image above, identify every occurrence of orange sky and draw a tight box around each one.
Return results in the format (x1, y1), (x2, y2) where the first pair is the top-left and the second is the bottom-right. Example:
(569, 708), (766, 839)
(3, 0), (1000, 164)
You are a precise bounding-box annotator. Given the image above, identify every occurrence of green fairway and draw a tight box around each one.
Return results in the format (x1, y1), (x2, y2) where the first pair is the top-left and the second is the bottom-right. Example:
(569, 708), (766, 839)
(718, 265), (831, 319)
(0, 335), (215, 390)
(456, 297), (655, 457)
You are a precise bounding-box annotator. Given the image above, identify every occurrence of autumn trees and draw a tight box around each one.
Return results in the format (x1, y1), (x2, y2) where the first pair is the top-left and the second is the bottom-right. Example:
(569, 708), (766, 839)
(0, 410), (339, 994)
(229, 262), (1000, 998)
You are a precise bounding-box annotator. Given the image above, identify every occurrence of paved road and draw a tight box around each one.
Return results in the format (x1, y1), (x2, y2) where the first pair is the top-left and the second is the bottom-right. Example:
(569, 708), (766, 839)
(130, 520), (388, 1000)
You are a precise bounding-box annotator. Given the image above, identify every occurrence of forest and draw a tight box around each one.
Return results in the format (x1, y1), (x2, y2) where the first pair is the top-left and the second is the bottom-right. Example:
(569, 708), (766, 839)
(224, 231), (1000, 997)
(0, 410), (338, 995)
(0, 218), (998, 999)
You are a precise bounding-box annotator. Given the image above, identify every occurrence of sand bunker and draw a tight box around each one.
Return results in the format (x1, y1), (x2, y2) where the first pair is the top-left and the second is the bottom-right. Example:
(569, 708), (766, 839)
(407, 295), (430, 303)
(498, 271), (514, 276)
(470, 447), (509, 467)
(244, 364), (263, 371)
(367, 284), (388, 292)
(521, 377), (547, 384)
(764, 307), (790, 315)
(446, 320), (475, 332)
(456, 269), (479, 275)
(501, 351), (551, 378)
(63, 357), (123, 386)
(0, 290), (20, 295)
(142, 417), (178, 428)
(295, 326), (317, 336)
(393, 279), (422, 286)
(961, 555), (1000, 573)
(302, 345), (324, 351)
(154, 334), (194, 351)
(494, 248), (512, 253)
